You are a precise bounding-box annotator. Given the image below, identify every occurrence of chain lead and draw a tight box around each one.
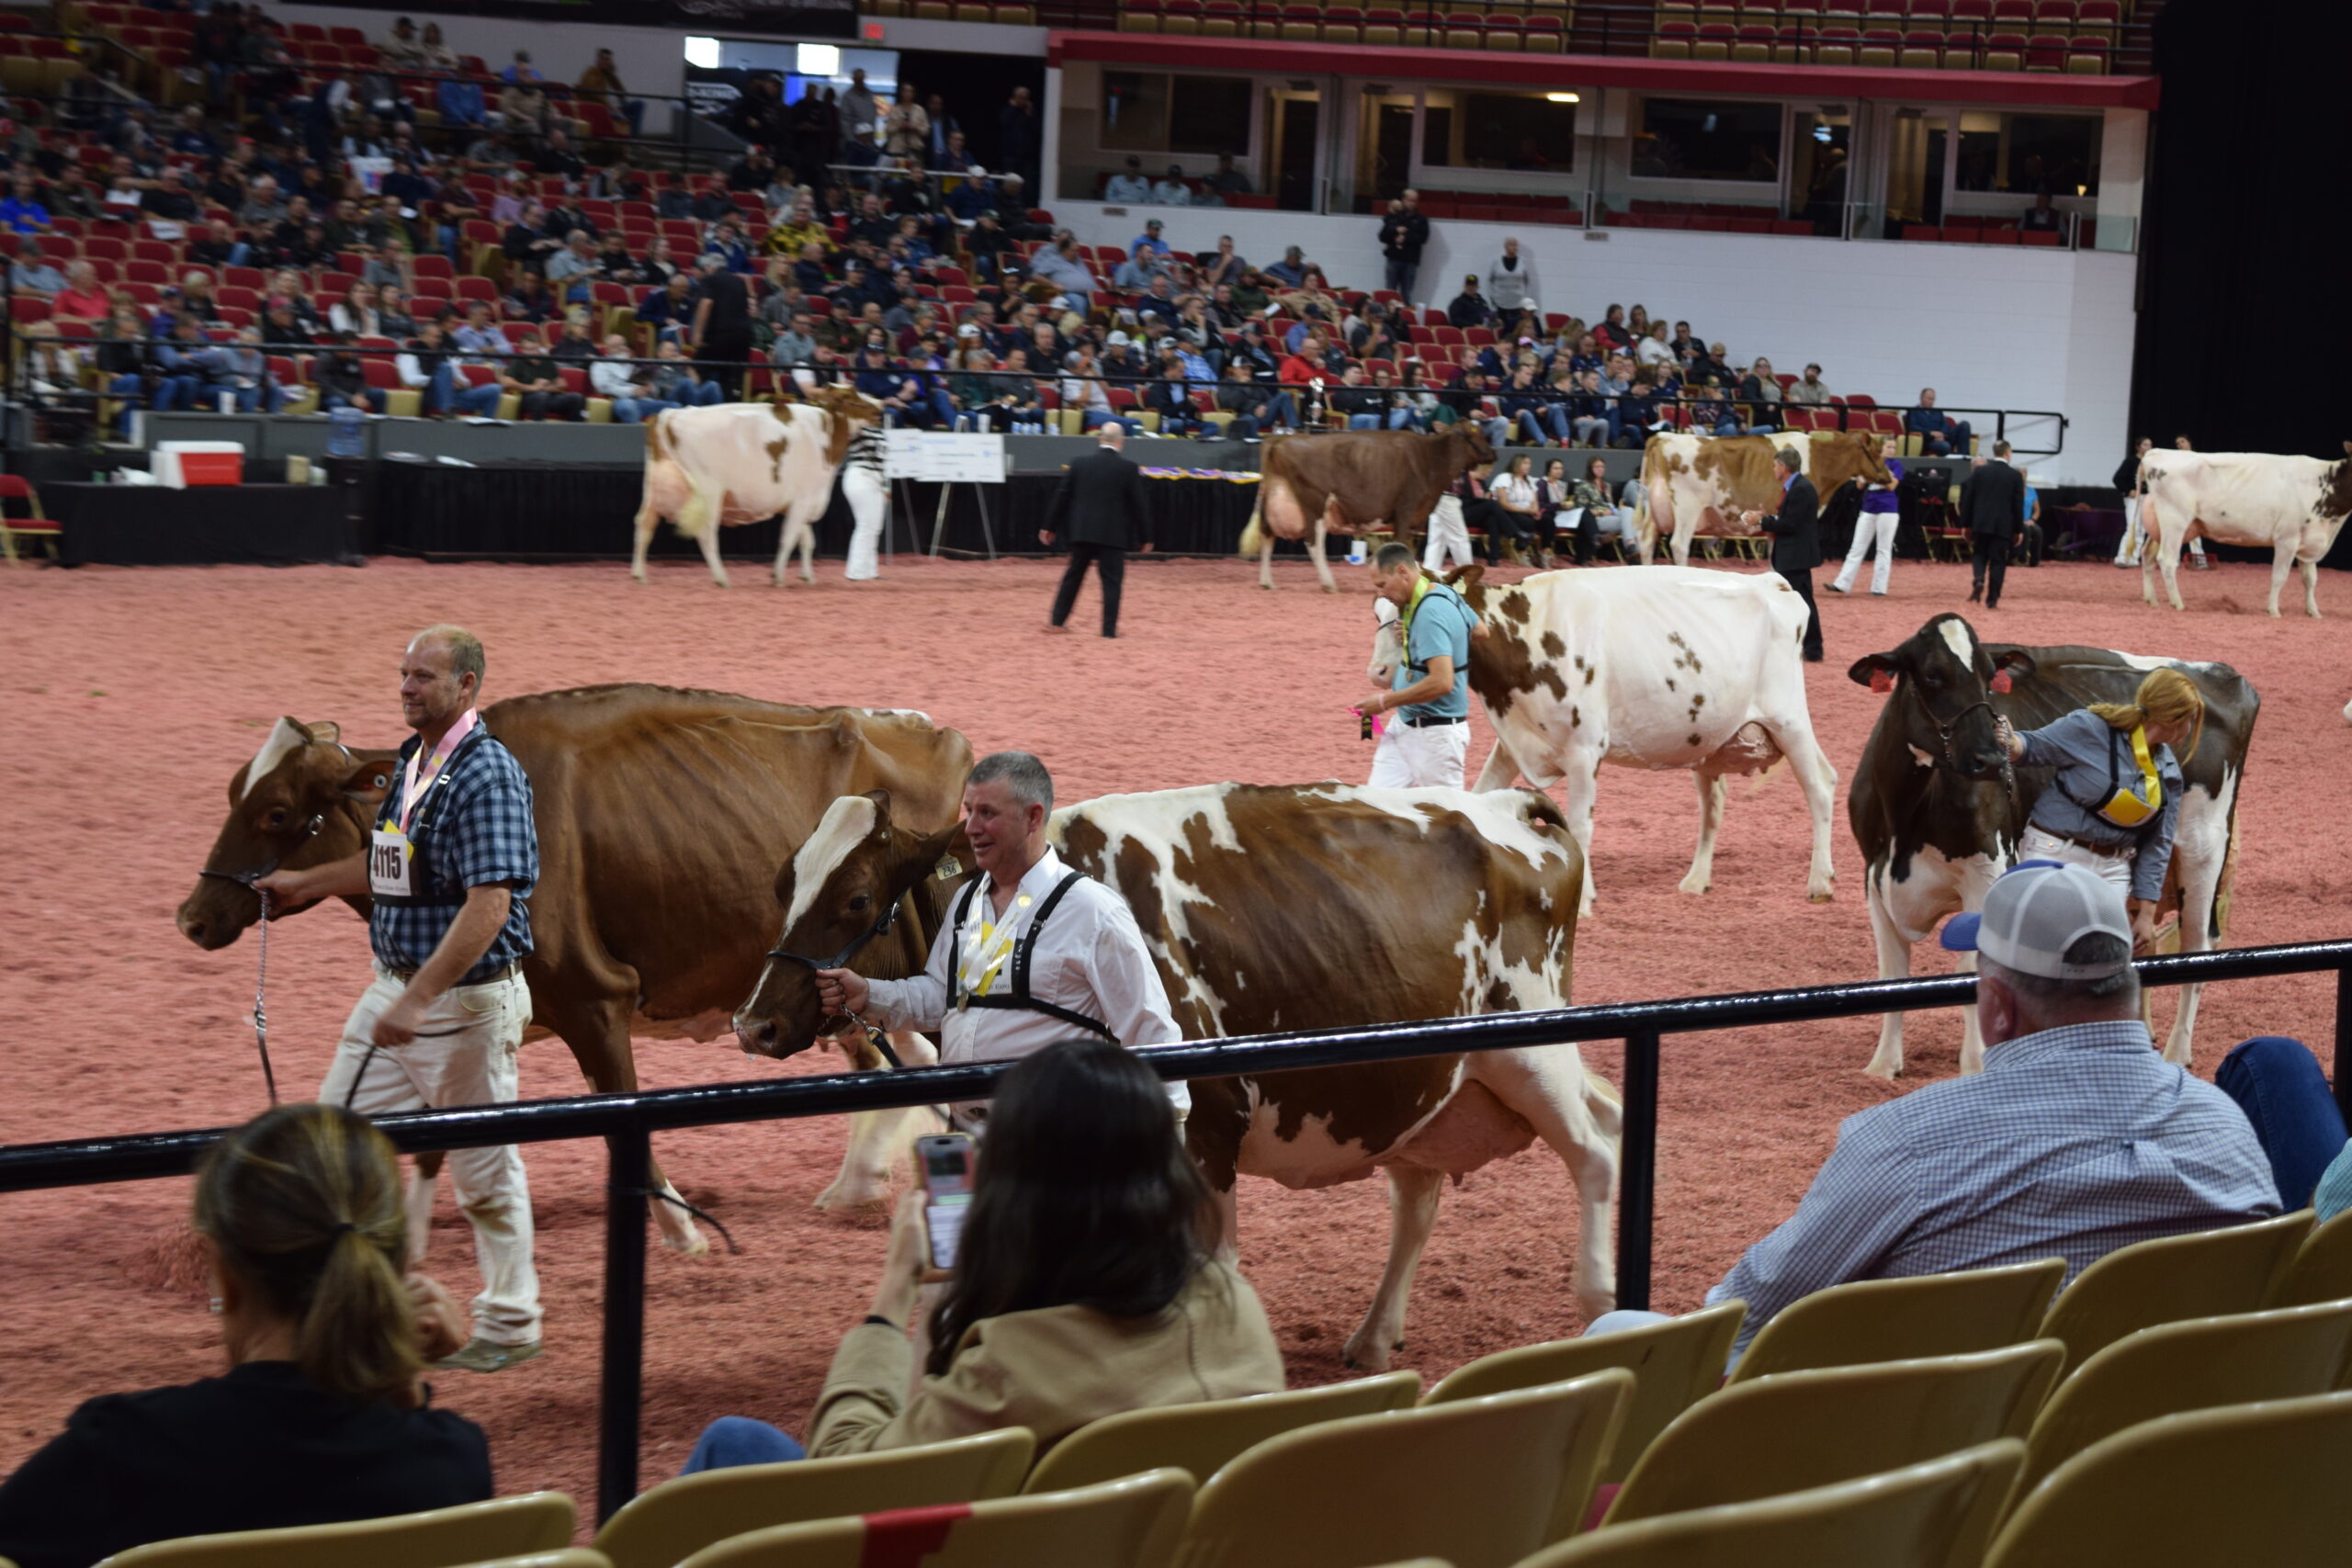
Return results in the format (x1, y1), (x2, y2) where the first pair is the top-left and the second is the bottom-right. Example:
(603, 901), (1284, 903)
(253, 888), (280, 1105)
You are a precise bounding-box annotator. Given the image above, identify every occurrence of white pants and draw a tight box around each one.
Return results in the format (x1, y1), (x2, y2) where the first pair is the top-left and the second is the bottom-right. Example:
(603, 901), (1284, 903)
(1423, 494), (1476, 572)
(1369, 717), (1470, 788)
(1834, 511), (1899, 594)
(322, 965), (542, 1346)
(843, 466), (888, 581)
(2019, 826), (2134, 893)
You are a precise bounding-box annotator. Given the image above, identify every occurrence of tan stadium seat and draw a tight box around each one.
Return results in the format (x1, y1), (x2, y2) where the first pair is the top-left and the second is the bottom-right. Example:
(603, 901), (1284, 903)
(2269, 1206), (2352, 1307)
(1515, 1441), (2025, 1568)
(1425, 1301), (1746, 1484)
(2039, 1211), (2312, 1376)
(1175, 1371), (1634, 1568)
(1985, 1390), (2352, 1567)
(595, 1428), (1035, 1568)
(2016, 1300), (2352, 1493)
(1730, 1260), (2065, 1383)
(1604, 1342), (2061, 1527)
(1024, 1372), (1419, 1495)
(674, 1469), (1193, 1568)
(98, 1493), (575, 1567)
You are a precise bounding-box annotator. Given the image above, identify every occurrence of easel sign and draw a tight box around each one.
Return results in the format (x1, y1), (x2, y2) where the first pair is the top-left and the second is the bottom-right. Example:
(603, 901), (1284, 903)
(882, 431), (1010, 558)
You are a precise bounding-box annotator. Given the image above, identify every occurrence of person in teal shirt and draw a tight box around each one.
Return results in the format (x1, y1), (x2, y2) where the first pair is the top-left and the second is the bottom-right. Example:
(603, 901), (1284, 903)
(1360, 542), (1480, 787)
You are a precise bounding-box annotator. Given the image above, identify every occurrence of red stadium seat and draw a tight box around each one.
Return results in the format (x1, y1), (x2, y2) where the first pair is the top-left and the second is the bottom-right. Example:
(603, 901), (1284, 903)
(1691, 20), (1735, 57)
(1902, 224), (1941, 241)
(1982, 28), (2026, 66)
(2025, 29), (2066, 68)
(1899, 27), (1942, 64)
(1732, 22), (1772, 59)
(2066, 31), (2107, 70)
(1652, 17), (1697, 54)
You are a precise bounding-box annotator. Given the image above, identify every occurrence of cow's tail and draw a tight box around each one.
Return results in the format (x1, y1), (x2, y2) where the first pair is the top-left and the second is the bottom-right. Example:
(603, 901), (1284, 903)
(1637, 437), (1668, 561)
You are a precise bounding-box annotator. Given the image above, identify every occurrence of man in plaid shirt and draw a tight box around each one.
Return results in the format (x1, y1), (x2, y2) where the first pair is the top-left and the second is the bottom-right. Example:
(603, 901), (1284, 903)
(259, 626), (544, 1372)
(1592, 861), (2277, 1360)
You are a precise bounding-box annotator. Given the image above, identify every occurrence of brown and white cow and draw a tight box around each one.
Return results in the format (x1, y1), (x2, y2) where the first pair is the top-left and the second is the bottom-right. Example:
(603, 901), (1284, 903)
(1238, 425), (1497, 592)
(176, 686), (972, 1252)
(631, 387), (885, 588)
(1848, 615), (2258, 1077)
(733, 783), (1618, 1368)
(1374, 565), (1838, 917)
(1640, 431), (1892, 568)
(2137, 446), (2352, 617)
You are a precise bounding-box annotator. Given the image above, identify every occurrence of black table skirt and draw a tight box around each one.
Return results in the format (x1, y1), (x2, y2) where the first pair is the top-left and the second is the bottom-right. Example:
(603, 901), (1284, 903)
(366, 461), (1281, 561)
(48, 482), (360, 567)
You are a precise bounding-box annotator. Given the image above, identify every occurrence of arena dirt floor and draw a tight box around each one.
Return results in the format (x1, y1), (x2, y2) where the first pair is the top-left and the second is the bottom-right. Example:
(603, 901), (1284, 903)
(4, 545), (2346, 1514)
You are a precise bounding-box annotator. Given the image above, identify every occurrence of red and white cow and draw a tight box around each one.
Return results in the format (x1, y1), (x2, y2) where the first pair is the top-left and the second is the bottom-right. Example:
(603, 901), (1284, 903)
(1374, 566), (1838, 916)
(1639, 431), (1892, 568)
(2138, 446), (2352, 617)
(631, 387), (885, 588)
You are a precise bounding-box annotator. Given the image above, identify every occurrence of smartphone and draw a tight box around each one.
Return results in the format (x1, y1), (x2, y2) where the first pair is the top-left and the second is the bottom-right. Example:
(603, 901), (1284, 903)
(915, 1133), (976, 1272)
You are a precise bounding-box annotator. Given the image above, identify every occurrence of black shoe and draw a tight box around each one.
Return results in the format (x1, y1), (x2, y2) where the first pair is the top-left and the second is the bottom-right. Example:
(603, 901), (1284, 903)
(1804, 649), (1825, 662)
(1968, 584), (1983, 604)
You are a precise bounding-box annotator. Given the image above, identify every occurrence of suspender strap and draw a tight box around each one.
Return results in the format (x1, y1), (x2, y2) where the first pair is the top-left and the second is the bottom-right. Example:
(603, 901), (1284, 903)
(947, 871), (1118, 1042)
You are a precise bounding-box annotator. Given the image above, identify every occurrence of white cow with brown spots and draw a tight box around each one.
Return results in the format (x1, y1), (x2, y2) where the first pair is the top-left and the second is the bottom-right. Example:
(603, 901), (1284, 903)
(1639, 431), (1893, 568)
(2136, 446), (2352, 617)
(1376, 565), (1838, 917)
(630, 387), (884, 588)
(735, 782), (1617, 1369)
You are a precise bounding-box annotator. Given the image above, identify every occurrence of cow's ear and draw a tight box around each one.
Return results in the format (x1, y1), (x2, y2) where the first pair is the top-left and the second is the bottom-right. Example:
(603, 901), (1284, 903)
(305, 720), (341, 745)
(903, 818), (971, 884)
(1992, 649), (2038, 687)
(1849, 653), (1900, 693)
(342, 756), (394, 801)
(1447, 563), (1486, 593)
(862, 788), (895, 834)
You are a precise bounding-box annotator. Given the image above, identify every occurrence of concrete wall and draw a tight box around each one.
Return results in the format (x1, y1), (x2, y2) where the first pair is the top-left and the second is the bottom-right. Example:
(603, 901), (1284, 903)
(1047, 197), (2133, 483)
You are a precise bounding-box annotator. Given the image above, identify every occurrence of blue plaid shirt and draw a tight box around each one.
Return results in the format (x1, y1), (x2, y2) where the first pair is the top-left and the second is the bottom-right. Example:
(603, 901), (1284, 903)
(1708, 1021), (2278, 1354)
(368, 728), (537, 984)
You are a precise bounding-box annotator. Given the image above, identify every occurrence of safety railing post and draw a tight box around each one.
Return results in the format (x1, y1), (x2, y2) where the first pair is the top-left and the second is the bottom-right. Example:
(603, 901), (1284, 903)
(2335, 964), (2352, 1129)
(1615, 1027), (1660, 1313)
(597, 1123), (651, 1525)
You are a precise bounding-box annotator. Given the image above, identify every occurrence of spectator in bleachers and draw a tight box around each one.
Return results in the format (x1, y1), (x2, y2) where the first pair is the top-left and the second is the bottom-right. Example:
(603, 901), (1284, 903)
(1062, 344), (1141, 436)
(1498, 364), (1562, 446)
(96, 308), (160, 433)
(51, 262), (113, 330)
(1592, 303), (1632, 354)
(152, 315), (219, 408)
(1446, 274), (1494, 331)
(592, 335), (664, 423)
(0, 1103), (493, 1568)
(548, 310), (598, 363)
(175, 272), (224, 327)
(883, 87), (930, 162)
(499, 329), (582, 421)
(503, 265), (559, 325)
(1145, 359), (1207, 436)
(1626, 304), (1652, 343)
(502, 200), (561, 270)
(1567, 368), (1614, 448)
(547, 229), (598, 303)
(1665, 320), (1700, 364)
(578, 49), (645, 141)
(837, 68), (882, 147)
(20, 323), (94, 443)
(1203, 152), (1252, 200)
(1486, 236), (1536, 316)
(379, 288), (421, 340)
(647, 340), (724, 409)
(1689, 339), (1733, 387)
(1787, 362), (1832, 406)
(1688, 378), (1742, 437)
(1129, 216), (1171, 261)
(1378, 189), (1430, 301)
(1636, 321), (1677, 371)
(1906, 387), (1971, 456)
(1150, 164), (1192, 206)
(200, 325), (289, 413)
(1133, 275), (1182, 328)
(1736, 357), (1781, 434)
(399, 320), (501, 416)
(3, 168), (55, 233)
(1028, 235), (1097, 316)
(1213, 360), (1279, 438)
(143, 166), (200, 224)
(379, 16), (425, 70)
(1256, 245), (1303, 290)
(1593, 862), (2278, 1360)
(362, 241), (412, 295)
(259, 298), (314, 349)
(313, 334), (377, 414)
(2020, 191), (2064, 235)
(997, 85), (1041, 191)
(8, 239), (67, 299)
(1103, 156), (1152, 204)
(417, 21), (458, 71)
(498, 68), (549, 144)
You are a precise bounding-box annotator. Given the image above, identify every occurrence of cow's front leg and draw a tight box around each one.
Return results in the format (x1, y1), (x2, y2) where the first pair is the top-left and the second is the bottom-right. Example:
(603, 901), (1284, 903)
(1863, 864), (1911, 1079)
(404, 1156), (440, 1267)
(1314, 503), (1342, 592)
(771, 521), (796, 587)
(2266, 544), (2295, 619)
(1343, 1164), (1444, 1371)
(1679, 771), (1726, 895)
(2302, 556), (2324, 619)
(818, 1031), (941, 1210)
(629, 503), (659, 583)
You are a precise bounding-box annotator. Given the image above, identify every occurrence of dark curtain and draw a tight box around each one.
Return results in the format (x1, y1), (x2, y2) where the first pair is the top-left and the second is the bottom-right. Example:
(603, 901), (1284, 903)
(49, 482), (359, 567)
(891, 52), (1046, 181)
(2130, 0), (2352, 568)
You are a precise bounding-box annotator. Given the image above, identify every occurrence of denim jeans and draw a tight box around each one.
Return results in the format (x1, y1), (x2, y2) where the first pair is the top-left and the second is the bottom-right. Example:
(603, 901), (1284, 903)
(681, 1416), (806, 1475)
(1080, 409), (1141, 435)
(1571, 416), (1611, 446)
(2216, 1037), (2348, 1212)
(152, 374), (204, 412)
(425, 364), (503, 415)
(673, 380), (724, 406)
(226, 241), (252, 265)
(611, 397), (678, 423)
(322, 391), (376, 413)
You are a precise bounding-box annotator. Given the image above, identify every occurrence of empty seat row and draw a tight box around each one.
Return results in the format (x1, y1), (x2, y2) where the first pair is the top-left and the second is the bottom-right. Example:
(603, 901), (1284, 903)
(1118, 0), (1575, 44)
(1652, 20), (2110, 70)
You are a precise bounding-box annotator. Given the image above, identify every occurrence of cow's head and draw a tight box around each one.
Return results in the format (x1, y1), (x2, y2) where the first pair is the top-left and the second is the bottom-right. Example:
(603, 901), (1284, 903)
(1367, 594), (1403, 685)
(2326, 441), (2352, 521)
(175, 718), (393, 950)
(1451, 423), (1497, 471)
(733, 790), (965, 1059)
(1849, 433), (1896, 488)
(1849, 615), (2037, 781)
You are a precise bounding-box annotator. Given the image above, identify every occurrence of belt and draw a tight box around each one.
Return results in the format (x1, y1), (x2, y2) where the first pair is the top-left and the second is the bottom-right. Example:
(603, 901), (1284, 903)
(1404, 714), (1467, 728)
(2031, 824), (2137, 861)
(382, 961), (524, 986)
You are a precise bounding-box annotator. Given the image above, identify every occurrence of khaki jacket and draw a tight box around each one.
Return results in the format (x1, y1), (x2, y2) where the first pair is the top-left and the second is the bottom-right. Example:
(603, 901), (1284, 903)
(808, 1262), (1284, 1458)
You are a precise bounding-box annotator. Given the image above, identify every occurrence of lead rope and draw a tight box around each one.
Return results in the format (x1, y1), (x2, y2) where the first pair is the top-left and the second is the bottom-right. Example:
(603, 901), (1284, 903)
(252, 888), (280, 1105)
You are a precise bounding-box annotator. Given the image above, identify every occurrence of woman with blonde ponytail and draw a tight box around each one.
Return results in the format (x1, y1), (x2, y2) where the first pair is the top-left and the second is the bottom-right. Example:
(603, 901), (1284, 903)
(1997, 666), (2204, 952)
(0, 1105), (492, 1568)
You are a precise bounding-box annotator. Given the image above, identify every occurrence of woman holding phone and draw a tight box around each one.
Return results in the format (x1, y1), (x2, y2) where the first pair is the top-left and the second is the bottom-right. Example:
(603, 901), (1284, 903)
(679, 1041), (1285, 1470)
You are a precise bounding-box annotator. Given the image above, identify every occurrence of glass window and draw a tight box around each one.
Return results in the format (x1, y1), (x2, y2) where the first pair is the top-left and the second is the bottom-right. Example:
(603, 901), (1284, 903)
(1632, 98), (1783, 182)
(1101, 72), (1253, 156)
(1954, 112), (2099, 195)
(1422, 90), (1577, 172)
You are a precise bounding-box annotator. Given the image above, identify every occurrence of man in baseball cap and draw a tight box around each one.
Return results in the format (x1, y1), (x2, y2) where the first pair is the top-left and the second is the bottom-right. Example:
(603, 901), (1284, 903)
(1586, 857), (2278, 1361)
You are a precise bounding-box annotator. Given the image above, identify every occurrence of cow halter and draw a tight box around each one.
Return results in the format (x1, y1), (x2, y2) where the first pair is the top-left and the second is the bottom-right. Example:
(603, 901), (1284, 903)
(762, 896), (911, 1067)
(1919, 693), (2018, 804)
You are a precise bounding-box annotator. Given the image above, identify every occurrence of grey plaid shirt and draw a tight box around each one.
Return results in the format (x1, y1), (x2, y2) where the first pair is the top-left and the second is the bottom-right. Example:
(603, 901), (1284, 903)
(1708, 1021), (2278, 1354)
(368, 728), (537, 984)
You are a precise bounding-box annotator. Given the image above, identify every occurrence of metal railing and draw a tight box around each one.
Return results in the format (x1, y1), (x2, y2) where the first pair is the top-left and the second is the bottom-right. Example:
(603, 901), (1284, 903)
(2, 939), (2346, 1521)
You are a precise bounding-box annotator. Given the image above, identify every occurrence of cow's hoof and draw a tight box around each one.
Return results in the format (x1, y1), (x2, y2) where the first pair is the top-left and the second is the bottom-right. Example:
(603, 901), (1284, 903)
(1808, 889), (1835, 905)
(813, 1176), (890, 1212)
(662, 1228), (712, 1258)
(1257, 581), (1275, 592)
(1321, 583), (1339, 594)
(1677, 873), (1711, 896)
(1340, 1333), (1399, 1371)
(1862, 1055), (1903, 1081)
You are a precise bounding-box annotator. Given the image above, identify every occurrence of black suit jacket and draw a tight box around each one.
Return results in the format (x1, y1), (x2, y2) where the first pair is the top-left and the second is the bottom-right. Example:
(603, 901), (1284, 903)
(1960, 459), (2028, 538)
(1046, 446), (1150, 550)
(1759, 473), (1822, 573)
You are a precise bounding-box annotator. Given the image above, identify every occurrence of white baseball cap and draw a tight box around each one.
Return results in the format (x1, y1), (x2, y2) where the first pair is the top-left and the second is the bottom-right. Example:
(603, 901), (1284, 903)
(1940, 861), (2133, 979)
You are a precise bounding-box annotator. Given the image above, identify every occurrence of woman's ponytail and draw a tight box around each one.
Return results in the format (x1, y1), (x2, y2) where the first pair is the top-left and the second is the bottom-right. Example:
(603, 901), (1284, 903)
(195, 1104), (422, 1404)
(2087, 667), (2205, 763)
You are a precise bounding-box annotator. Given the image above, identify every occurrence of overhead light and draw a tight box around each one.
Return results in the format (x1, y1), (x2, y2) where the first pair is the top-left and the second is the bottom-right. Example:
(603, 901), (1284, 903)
(797, 41), (841, 76)
(684, 35), (720, 68)
(1546, 92), (1579, 103)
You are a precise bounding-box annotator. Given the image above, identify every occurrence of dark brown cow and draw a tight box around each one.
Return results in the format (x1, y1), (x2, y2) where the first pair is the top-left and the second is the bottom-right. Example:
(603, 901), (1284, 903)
(176, 686), (971, 1252)
(1640, 430), (1892, 567)
(1238, 425), (1497, 592)
(733, 782), (1618, 1369)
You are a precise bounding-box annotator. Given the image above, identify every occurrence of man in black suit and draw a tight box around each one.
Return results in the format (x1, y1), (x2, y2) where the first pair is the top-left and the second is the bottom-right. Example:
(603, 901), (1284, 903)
(1961, 439), (2029, 609)
(1042, 428), (1153, 637)
(1743, 446), (1825, 662)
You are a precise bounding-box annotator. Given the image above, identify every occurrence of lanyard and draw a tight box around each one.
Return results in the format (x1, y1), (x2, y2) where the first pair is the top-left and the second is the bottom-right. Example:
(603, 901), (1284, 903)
(398, 708), (477, 833)
(1399, 575), (1433, 648)
(959, 883), (1036, 1002)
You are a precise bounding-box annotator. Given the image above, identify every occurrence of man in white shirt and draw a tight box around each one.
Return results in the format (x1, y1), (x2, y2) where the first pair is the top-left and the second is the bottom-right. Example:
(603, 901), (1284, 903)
(590, 333), (669, 423)
(816, 750), (1183, 1131)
